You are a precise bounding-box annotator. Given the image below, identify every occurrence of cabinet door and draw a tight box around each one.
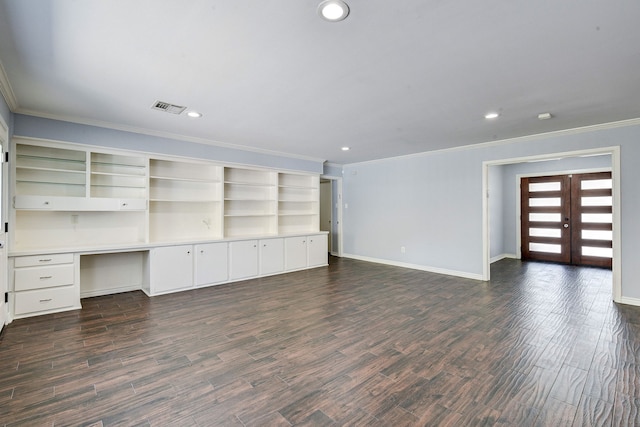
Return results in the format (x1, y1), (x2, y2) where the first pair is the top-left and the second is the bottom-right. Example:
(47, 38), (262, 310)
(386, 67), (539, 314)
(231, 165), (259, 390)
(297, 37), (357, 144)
(150, 245), (193, 294)
(308, 234), (328, 267)
(284, 236), (307, 271)
(195, 242), (228, 287)
(229, 240), (258, 280)
(259, 238), (284, 275)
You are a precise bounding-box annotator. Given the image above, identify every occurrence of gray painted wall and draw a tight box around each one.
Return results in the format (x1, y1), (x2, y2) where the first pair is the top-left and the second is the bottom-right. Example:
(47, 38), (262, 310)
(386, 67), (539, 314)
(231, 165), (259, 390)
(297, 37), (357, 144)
(343, 123), (640, 300)
(13, 115), (323, 174)
(323, 163), (343, 178)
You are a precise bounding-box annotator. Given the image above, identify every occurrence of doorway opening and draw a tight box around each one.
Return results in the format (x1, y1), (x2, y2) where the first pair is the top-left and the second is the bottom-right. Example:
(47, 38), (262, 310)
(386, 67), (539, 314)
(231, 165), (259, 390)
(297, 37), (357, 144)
(482, 146), (621, 302)
(320, 176), (343, 257)
(521, 172), (612, 268)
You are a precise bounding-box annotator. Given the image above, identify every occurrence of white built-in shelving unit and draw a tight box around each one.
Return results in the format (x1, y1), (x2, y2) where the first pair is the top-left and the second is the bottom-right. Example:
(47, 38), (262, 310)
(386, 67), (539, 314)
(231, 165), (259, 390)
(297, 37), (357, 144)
(224, 167), (278, 237)
(149, 159), (223, 242)
(8, 137), (327, 320)
(15, 144), (86, 198)
(90, 152), (147, 200)
(278, 172), (319, 234)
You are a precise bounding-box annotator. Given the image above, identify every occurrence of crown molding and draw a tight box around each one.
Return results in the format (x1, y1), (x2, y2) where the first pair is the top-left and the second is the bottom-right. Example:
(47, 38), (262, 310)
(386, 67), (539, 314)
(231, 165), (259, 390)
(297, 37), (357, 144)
(0, 60), (18, 111)
(346, 117), (640, 167)
(14, 109), (326, 164)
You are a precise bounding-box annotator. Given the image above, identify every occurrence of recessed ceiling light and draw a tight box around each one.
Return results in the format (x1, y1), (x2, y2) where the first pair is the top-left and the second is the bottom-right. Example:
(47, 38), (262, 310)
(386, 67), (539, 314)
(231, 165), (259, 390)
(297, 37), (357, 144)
(537, 112), (552, 120)
(186, 111), (202, 118)
(318, 0), (350, 22)
(484, 112), (499, 119)
(341, 146), (350, 151)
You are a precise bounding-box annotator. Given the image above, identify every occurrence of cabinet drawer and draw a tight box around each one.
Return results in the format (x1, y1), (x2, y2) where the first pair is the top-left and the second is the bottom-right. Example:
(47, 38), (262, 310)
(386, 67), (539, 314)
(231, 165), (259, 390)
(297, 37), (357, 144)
(13, 195), (55, 210)
(14, 264), (75, 291)
(118, 198), (146, 210)
(14, 253), (74, 268)
(14, 286), (77, 316)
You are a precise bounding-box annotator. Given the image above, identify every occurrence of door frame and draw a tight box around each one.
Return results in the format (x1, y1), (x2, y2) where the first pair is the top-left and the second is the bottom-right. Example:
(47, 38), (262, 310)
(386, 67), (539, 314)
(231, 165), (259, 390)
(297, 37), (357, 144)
(0, 114), (7, 331)
(482, 146), (621, 302)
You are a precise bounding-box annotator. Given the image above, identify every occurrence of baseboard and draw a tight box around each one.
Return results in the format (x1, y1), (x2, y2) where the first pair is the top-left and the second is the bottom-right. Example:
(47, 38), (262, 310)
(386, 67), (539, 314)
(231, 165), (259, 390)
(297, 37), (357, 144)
(490, 253), (518, 264)
(342, 253), (484, 281)
(616, 296), (640, 307)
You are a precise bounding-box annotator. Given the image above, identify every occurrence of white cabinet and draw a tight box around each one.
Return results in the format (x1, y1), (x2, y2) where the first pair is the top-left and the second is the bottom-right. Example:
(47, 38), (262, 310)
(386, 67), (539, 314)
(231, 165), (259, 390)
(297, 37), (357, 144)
(284, 236), (308, 271)
(195, 242), (228, 287)
(285, 234), (328, 270)
(12, 253), (80, 318)
(308, 234), (328, 267)
(148, 243), (228, 294)
(229, 240), (258, 280)
(259, 238), (284, 275)
(148, 245), (194, 294)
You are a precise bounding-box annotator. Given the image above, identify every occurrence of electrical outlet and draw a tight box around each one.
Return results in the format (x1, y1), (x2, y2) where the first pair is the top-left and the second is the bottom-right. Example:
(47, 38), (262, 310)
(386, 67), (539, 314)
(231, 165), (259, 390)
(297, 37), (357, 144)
(401, 246), (406, 254)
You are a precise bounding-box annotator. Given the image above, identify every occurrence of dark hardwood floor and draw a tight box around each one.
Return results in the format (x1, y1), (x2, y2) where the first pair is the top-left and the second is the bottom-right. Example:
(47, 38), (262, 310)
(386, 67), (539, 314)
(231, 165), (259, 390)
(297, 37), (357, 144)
(1, 257), (639, 426)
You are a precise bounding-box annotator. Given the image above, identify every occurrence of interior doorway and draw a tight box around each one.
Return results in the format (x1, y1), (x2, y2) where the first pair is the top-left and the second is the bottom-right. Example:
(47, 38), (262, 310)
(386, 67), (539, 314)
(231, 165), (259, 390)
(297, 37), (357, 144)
(521, 172), (612, 268)
(320, 180), (332, 252)
(319, 176), (342, 257)
(482, 146), (621, 302)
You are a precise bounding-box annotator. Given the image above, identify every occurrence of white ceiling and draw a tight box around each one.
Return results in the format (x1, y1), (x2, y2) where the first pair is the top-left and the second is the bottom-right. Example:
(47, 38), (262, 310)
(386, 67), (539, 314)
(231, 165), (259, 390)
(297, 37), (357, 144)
(1, 1), (639, 164)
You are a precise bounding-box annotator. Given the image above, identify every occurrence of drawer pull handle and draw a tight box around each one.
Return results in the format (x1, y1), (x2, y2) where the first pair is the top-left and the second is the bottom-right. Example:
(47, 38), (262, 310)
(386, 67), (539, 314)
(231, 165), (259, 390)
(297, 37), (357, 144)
(40, 276), (53, 280)
(39, 299), (53, 303)
(39, 259), (53, 262)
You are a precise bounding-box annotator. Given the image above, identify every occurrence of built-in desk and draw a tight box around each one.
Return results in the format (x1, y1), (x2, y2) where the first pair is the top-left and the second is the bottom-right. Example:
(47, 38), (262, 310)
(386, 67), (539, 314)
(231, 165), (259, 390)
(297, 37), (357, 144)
(8, 232), (328, 321)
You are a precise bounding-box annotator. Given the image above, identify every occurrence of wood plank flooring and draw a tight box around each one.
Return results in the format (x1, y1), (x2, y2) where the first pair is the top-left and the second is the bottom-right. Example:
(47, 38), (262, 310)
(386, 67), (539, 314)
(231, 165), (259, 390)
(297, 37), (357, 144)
(1, 257), (639, 426)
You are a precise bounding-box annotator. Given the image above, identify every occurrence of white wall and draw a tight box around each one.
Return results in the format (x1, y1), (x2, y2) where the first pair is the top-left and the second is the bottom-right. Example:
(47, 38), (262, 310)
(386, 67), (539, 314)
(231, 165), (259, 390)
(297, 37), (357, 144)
(343, 121), (640, 300)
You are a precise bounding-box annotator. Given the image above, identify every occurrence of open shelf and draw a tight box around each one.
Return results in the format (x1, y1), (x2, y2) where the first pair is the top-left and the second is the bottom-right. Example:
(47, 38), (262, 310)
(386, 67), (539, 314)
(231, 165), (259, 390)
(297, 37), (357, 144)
(90, 152), (147, 199)
(149, 200), (222, 243)
(11, 138), (321, 250)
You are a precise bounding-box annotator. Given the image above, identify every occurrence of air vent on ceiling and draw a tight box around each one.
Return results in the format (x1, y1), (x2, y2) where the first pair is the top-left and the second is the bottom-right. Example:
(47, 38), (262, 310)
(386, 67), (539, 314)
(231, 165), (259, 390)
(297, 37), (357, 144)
(151, 101), (187, 115)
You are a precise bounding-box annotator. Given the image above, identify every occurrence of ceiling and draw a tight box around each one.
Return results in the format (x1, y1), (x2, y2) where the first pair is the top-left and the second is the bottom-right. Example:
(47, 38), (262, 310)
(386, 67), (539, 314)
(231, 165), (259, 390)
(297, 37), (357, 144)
(1, 1), (639, 164)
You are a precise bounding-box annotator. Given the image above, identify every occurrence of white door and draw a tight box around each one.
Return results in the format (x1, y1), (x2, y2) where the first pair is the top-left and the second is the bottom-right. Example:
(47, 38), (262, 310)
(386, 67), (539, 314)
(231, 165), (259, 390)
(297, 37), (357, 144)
(150, 245), (194, 294)
(229, 240), (258, 280)
(259, 238), (284, 275)
(195, 242), (228, 287)
(308, 234), (328, 267)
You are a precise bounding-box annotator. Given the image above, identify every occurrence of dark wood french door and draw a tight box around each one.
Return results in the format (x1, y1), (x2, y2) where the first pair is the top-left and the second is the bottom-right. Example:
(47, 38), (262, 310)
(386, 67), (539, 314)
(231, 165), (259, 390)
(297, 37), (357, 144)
(521, 172), (612, 268)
